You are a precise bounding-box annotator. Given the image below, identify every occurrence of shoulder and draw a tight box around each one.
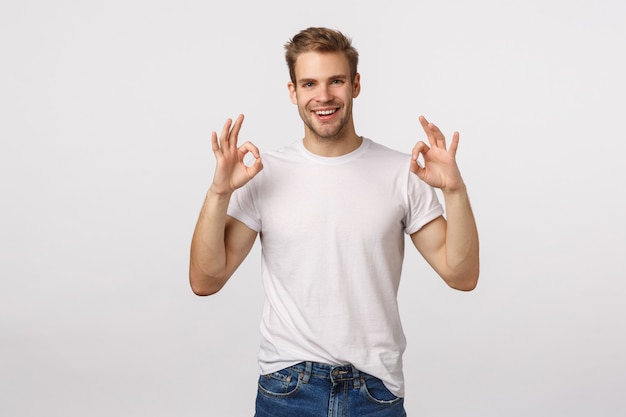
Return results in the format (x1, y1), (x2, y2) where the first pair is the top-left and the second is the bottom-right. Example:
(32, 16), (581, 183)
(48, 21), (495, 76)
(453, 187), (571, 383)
(249, 141), (304, 185)
(364, 138), (410, 158)
(362, 138), (412, 167)
(260, 141), (303, 162)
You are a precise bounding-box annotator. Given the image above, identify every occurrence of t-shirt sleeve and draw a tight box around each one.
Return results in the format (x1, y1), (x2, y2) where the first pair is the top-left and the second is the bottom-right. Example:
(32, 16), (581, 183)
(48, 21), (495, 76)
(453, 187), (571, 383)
(403, 173), (444, 235)
(227, 177), (262, 233)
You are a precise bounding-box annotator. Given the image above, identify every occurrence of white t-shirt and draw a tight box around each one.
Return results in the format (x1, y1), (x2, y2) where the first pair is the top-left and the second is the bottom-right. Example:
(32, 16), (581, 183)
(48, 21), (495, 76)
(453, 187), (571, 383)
(227, 138), (443, 397)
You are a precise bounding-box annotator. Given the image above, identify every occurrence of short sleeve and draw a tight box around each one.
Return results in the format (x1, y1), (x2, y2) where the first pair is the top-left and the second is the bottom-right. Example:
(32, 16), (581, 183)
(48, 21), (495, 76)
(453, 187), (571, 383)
(227, 176), (262, 232)
(403, 173), (444, 235)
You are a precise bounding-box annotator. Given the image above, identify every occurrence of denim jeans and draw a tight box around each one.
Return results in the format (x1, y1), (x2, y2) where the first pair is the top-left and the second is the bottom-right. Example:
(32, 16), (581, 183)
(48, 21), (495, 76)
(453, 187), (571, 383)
(255, 362), (406, 417)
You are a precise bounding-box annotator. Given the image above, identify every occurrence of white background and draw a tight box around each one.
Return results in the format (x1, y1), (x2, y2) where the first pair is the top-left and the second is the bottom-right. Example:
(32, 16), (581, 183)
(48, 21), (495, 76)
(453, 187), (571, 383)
(1, 0), (625, 416)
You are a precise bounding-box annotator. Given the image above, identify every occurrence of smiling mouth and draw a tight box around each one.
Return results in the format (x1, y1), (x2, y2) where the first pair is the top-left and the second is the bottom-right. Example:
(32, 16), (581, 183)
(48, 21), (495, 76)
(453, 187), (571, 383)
(315, 109), (337, 116)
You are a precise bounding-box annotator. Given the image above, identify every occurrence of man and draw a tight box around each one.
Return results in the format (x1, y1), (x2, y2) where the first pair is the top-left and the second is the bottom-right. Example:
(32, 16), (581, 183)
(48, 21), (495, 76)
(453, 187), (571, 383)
(190, 27), (479, 417)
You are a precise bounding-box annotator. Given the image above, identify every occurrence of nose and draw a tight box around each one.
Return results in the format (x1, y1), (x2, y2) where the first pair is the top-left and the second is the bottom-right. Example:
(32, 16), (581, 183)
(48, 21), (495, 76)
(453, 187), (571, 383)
(317, 84), (332, 103)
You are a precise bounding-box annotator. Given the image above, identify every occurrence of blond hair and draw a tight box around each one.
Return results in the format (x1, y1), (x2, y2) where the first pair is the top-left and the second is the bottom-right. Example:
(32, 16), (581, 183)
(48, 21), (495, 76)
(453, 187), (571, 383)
(284, 27), (359, 84)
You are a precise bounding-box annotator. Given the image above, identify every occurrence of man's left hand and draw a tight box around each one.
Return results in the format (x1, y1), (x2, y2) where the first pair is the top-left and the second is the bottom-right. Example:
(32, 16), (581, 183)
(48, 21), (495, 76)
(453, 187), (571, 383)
(410, 115), (465, 193)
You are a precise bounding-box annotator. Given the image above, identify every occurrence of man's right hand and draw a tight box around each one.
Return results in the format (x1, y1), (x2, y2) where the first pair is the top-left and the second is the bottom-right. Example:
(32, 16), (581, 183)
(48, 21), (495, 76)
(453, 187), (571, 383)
(210, 114), (263, 195)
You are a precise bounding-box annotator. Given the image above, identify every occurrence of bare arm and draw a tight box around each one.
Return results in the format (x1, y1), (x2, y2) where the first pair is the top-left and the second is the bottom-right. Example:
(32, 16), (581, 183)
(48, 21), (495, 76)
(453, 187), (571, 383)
(409, 116), (479, 291)
(189, 115), (263, 296)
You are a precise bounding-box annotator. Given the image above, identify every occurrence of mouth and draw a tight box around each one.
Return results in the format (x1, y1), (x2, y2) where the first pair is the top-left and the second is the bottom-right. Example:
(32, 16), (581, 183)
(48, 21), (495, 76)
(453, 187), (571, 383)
(313, 108), (338, 119)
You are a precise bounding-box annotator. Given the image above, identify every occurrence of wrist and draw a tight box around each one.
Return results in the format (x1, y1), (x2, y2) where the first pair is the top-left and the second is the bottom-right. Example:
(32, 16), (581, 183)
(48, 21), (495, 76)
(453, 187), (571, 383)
(207, 185), (233, 199)
(441, 182), (467, 197)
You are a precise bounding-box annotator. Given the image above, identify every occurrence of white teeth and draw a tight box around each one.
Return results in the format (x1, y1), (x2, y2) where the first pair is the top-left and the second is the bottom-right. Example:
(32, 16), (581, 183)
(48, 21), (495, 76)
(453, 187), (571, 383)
(316, 109), (335, 115)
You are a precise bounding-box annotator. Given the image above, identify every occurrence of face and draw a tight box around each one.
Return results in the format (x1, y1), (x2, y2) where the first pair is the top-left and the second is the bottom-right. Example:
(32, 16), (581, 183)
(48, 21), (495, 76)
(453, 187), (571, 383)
(288, 51), (360, 141)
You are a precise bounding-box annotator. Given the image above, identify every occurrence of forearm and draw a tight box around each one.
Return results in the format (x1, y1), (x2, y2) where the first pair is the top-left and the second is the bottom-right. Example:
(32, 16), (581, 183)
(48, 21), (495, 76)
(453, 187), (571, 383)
(441, 185), (480, 290)
(189, 188), (232, 295)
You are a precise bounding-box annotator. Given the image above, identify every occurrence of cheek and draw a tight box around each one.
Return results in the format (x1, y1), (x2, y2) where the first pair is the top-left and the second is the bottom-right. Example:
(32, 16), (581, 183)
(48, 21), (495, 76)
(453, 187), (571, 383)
(294, 95), (311, 109)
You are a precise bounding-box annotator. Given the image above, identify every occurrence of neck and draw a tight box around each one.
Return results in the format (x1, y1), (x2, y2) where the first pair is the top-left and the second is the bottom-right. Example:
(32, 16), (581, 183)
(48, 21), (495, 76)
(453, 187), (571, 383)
(302, 125), (362, 157)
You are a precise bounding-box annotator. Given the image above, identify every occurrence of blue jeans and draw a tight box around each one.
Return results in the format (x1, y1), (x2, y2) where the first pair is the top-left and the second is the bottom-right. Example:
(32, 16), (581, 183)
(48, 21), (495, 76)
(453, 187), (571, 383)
(255, 362), (406, 417)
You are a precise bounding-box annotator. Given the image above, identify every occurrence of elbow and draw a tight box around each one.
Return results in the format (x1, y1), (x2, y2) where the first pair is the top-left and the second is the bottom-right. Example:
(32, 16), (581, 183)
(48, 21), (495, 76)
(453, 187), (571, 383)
(189, 268), (225, 296)
(446, 266), (480, 292)
(449, 277), (478, 292)
(190, 282), (220, 296)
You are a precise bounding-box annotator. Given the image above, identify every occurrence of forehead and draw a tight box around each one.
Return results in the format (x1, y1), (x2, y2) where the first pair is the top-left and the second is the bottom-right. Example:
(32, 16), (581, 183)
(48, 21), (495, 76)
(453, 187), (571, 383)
(294, 51), (350, 81)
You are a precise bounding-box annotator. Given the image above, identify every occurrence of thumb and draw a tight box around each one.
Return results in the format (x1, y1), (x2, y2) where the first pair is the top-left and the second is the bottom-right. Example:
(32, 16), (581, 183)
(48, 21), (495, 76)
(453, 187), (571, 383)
(409, 157), (425, 179)
(247, 156), (263, 177)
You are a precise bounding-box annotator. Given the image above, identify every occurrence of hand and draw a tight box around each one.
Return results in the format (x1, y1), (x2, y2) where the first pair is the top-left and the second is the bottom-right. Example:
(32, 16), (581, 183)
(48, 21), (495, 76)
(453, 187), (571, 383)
(410, 115), (464, 192)
(210, 114), (263, 194)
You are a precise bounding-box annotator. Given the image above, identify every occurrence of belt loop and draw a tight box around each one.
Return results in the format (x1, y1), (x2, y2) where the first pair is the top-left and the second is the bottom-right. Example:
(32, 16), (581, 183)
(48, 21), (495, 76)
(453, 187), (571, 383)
(352, 366), (361, 389)
(302, 361), (312, 384)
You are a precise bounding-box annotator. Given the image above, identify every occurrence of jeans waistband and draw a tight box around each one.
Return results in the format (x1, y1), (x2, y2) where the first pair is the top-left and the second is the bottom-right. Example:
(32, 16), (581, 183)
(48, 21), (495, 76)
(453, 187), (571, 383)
(290, 362), (363, 388)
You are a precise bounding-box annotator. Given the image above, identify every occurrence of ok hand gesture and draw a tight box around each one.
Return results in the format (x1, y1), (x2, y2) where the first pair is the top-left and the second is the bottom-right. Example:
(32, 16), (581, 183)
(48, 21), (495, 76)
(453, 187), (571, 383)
(210, 114), (263, 195)
(410, 116), (465, 193)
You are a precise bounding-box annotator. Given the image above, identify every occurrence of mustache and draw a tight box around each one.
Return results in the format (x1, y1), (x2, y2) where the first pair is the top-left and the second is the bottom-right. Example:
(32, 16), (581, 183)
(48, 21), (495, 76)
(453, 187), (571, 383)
(310, 102), (341, 109)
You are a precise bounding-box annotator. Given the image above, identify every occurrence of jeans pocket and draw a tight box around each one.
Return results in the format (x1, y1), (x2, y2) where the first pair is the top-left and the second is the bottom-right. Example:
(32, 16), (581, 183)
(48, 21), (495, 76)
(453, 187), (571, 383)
(362, 375), (403, 405)
(257, 367), (302, 398)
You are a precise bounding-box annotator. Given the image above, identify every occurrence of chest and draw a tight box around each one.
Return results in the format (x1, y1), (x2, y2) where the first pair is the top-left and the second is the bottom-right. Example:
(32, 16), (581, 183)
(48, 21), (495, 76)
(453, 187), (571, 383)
(258, 163), (408, 243)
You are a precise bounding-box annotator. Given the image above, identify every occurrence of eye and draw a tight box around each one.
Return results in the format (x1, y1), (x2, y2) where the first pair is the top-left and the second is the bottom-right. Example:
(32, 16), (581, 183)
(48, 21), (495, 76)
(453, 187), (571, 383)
(331, 79), (344, 85)
(303, 82), (314, 88)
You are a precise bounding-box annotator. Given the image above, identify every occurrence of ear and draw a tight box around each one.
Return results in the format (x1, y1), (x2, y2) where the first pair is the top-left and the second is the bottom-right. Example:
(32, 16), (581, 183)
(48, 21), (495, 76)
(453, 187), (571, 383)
(288, 82), (297, 104)
(352, 73), (361, 98)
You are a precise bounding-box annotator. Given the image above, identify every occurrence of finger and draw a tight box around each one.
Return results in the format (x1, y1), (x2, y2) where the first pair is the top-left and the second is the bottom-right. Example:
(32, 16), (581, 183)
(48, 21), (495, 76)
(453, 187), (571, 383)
(418, 115), (429, 130)
(410, 142), (429, 179)
(449, 131), (460, 157)
(211, 131), (219, 154)
(238, 141), (264, 175)
(238, 141), (261, 160)
(248, 155), (264, 175)
(219, 118), (233, 149)
(409, 154), (425, 178)
(419, 115), (446, 149)
(411, 140), (430, 161)
(228, 114), (245, 149)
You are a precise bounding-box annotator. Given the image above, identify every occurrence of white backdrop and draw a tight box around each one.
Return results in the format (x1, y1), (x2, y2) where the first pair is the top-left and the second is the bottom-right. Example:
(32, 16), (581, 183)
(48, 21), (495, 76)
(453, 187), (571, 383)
(1, 1), (625, 416)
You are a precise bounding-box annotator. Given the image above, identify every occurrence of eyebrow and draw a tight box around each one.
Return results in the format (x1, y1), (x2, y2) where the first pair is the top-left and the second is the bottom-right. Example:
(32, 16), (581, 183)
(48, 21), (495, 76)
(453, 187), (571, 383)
(297, 74), (349, 84)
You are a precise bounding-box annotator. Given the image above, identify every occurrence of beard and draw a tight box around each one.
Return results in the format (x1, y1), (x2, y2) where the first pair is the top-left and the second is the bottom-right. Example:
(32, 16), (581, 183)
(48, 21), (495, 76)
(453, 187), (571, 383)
(298, 101), (353, 141)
